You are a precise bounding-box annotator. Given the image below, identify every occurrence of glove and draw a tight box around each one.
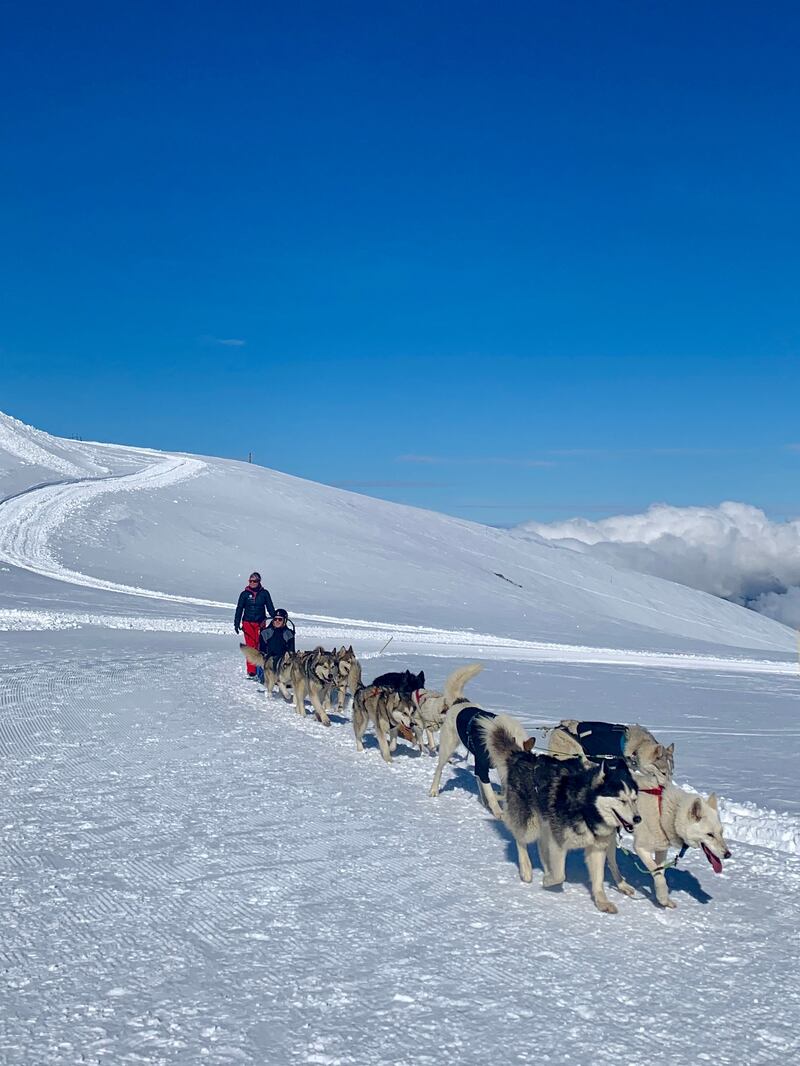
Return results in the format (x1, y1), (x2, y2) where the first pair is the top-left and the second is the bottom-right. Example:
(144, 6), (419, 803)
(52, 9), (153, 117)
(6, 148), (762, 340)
(234, 624), (240, 635)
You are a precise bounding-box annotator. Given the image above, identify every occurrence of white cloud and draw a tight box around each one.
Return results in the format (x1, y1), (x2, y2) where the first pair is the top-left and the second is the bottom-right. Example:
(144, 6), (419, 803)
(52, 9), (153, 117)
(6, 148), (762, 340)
(517, 501), (800, 627)
(199, 335), (247, 347)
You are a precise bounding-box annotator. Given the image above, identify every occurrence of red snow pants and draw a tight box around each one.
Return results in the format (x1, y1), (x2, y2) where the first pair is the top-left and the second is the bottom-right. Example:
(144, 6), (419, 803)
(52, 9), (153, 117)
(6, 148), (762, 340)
(242, 620), (262, 674)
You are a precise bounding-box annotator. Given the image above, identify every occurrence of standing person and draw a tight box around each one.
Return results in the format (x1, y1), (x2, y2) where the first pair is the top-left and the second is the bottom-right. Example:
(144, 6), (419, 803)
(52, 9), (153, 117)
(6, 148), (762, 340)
(234, 572), (276, 678)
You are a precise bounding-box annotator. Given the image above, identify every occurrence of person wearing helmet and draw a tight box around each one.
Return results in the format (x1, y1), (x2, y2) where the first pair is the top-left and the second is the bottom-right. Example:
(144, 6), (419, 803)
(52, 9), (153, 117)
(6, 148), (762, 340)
(258, 609), (296, 670)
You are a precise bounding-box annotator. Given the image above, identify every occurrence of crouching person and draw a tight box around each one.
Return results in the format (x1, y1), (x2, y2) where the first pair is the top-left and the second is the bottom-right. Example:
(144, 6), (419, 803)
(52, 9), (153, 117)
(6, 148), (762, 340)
(257, 609), (296, 690)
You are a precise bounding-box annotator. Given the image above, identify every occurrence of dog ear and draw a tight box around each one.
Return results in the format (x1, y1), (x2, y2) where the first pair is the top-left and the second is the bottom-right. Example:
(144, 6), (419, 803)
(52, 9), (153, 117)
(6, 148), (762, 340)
(690, 797), (703, 821)
(594, 763), (605, 783)
(654, 744), (663, 757)
(707, 792), (718, 810)
(523, 738), (536, 752)
(667, 743), (674, 755)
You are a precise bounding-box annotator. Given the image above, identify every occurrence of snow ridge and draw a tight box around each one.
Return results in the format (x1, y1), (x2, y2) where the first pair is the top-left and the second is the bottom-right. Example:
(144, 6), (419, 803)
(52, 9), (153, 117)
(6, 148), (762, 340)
(0, 411), (101, 478)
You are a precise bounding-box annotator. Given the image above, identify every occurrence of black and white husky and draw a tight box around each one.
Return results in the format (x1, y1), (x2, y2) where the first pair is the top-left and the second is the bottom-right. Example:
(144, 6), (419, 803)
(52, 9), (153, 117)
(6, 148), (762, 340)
(484, 715), (641, 913)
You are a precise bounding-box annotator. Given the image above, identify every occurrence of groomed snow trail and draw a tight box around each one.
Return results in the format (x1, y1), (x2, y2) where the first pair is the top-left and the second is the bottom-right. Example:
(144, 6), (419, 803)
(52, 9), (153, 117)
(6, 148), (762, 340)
(2, 643), (798, 1066)
(0, 454), (207, 594)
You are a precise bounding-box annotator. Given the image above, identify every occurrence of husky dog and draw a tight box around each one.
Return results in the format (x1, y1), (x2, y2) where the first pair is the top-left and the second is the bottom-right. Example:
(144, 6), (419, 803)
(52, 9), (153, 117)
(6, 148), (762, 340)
(409, 687), (448, 754)
(276, 651), (296, 701)
(333, 646), (361, 712)
(484, 716), (640, 913)
(548, 720), (674, 785)
(428, 664), (522, 818)
(371, 669), (425, 697)
(240, 644), (289, 696)
(607, 785), (732, 908)
(352, 685), (414, 763)
(290, 647), (336, 726)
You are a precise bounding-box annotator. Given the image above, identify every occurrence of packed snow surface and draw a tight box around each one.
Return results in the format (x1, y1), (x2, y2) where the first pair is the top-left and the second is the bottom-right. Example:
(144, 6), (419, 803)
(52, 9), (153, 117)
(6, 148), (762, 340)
(1, 410), (799, 1065)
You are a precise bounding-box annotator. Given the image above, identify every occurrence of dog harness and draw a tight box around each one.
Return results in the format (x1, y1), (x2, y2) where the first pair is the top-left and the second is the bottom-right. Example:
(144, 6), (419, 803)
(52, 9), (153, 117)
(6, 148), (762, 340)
(455, 704), (496, 784)
(640, 784), (664, 816)
(573, 721), (627, 758)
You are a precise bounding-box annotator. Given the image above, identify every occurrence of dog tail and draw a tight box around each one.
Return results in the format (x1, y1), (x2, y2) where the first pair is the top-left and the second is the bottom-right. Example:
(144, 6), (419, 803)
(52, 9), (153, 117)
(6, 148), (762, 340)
(480, 714), (530, 785)
(351, 659), (363, 690)
(443, 663), (483, 707)
(240, 644), (263, 667)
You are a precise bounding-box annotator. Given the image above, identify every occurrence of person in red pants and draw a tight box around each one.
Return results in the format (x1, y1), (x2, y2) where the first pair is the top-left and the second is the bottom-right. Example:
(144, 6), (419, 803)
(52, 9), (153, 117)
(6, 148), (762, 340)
(234, 572), (276, 678)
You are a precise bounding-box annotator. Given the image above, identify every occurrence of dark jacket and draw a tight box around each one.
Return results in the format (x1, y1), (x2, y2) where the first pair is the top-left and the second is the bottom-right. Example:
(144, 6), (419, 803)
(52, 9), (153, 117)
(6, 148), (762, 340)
(258, 623), (295, 659)
(234, 584), (276, 628)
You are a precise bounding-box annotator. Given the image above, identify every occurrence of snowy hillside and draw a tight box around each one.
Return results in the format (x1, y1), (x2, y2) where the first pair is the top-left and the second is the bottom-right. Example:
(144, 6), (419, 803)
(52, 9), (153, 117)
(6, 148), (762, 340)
(2, 410), (799, 1065)
(0, 411), (794, 657)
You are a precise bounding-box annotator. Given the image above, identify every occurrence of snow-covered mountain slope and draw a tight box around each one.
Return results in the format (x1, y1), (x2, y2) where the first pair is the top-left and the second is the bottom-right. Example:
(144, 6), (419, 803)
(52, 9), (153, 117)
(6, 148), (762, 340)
(2, 410), (799, 1064)
(0, 410), (793, 657)
(0, 410), (159, 497)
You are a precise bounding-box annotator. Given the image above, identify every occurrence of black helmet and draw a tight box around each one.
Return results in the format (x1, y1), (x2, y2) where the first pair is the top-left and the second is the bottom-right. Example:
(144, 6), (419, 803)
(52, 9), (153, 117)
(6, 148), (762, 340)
(273, 608), (289, 620)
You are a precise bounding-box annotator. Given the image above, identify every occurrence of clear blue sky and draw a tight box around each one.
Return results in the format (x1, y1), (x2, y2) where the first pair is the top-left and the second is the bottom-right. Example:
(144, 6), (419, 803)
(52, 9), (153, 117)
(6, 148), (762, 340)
(2, 1), (798, 524)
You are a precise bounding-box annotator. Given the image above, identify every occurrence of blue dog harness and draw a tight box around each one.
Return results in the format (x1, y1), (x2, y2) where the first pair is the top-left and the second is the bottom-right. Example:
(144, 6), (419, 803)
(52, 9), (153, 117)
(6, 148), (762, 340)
(573, 721), (627, 759)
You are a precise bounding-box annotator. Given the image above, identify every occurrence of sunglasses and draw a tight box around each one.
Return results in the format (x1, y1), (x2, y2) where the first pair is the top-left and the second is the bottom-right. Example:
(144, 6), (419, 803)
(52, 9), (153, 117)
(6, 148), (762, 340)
(249, 578), (260, 583)
(273, 616), (286, 623)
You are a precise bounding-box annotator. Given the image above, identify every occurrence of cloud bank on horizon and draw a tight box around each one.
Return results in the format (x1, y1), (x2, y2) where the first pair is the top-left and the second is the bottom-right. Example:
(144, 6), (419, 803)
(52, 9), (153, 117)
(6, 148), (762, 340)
(517, 502), (800, 628)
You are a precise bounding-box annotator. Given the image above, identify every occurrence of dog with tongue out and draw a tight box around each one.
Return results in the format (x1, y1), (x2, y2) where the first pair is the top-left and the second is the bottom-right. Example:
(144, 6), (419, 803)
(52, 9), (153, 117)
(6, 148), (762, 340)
(615, 785), (732, 908)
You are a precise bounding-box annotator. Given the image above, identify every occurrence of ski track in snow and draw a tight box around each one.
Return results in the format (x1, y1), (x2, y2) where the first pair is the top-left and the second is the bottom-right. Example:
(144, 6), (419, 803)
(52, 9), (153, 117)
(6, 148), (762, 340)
(2, 648), (798, 1065)
(0, 453), (207, 590)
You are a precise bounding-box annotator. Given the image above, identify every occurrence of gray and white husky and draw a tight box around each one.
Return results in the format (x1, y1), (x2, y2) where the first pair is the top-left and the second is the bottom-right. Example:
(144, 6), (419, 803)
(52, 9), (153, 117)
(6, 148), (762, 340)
(547, 719), (674, 785)
(333, 646), (361, 713)
(409, 686), (448, 753)
(240, 643), (290, 697)
(290, 647), (337, 726)
(484, 715), (641, 913)
(610, 785), (732, 908)
(352, 684), (414, 764)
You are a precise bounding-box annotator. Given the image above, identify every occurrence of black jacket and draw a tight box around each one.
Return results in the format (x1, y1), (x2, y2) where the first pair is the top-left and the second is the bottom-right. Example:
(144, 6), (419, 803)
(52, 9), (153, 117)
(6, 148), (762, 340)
(258, 623), (295, 658)
(234, 585), (276, 628)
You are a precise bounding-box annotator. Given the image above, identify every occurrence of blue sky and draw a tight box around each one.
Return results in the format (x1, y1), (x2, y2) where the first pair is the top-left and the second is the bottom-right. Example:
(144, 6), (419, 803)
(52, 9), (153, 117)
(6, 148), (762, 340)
(2, 1), (799, 525)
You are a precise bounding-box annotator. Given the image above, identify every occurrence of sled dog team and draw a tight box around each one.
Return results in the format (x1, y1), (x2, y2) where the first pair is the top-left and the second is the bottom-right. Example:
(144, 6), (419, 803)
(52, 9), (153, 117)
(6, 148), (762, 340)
(240, 643), (732, 914)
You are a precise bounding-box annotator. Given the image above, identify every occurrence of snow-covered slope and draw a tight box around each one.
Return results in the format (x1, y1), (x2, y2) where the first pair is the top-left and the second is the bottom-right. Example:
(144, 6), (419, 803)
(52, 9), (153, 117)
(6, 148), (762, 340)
(0, 410), (793, 656)
(2, 410), (799, 1065)
(0, 410), (156, 496)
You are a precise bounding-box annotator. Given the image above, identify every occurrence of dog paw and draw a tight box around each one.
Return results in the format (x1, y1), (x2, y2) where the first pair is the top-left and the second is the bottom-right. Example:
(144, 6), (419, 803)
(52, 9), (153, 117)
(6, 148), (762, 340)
(658, 898), (678, 909)
(428, 788), (439, 798)
(617, 882), (636, 897)
(519, 869), (533, 883)
(595, 899), (618, 914)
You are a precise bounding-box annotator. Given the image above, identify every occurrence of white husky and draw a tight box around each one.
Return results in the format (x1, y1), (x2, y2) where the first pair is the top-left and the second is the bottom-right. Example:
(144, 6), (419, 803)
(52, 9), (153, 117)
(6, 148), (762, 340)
(607, 785), (732, 908)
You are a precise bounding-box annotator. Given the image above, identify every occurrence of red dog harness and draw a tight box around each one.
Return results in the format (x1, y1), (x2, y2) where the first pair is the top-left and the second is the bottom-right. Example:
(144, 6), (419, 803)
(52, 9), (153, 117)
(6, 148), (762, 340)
(640, 785), (663, 815)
